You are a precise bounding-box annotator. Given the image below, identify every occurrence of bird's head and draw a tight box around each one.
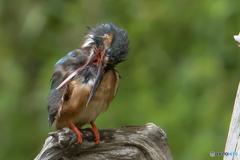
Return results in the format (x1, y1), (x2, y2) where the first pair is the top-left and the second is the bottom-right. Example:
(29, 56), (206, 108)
(81, 23), (130, 70)
(56, 23), (129, 105)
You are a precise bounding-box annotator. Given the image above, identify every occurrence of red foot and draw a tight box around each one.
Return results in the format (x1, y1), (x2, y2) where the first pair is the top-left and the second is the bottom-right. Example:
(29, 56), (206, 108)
(88, 121), (100, 144)
(70, 123), (82, 143)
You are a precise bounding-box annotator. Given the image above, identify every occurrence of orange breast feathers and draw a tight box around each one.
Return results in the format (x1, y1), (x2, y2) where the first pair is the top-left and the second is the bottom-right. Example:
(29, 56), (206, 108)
(55, 70), (119, 129)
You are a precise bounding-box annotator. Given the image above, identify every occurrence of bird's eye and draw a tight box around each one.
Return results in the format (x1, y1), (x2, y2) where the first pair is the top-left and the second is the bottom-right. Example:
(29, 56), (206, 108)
(105, 48), (113, 56)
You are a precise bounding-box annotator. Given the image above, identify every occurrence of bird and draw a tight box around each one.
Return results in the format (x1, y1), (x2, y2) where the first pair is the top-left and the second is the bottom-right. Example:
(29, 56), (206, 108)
(47, 23), (130, 144)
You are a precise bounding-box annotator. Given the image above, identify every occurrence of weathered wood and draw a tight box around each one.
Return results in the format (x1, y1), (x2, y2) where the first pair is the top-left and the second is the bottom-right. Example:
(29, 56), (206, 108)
(224, 83), (240, 160)
(35, 123), (172, 160)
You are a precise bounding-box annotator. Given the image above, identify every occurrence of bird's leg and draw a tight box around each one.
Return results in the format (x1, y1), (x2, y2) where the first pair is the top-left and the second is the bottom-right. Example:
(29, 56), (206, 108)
(70, 123), (82, 143)
(88, 121), (100, 144)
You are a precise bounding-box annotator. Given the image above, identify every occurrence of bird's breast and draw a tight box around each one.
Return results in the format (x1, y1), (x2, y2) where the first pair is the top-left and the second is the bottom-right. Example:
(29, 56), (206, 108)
(62, 70), (119, 128)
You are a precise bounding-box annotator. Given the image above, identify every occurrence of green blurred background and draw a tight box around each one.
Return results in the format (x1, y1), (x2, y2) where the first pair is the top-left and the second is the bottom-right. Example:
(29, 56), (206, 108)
(1, 0), (240, 159)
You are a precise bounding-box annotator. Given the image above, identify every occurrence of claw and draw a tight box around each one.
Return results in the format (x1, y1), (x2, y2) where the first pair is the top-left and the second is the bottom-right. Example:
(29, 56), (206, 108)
(70, 123), (82, 143)
(88, 121), (100, 144)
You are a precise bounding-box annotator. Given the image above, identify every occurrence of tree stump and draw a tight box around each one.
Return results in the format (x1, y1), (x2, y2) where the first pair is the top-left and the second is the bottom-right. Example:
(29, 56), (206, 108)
(35, 123), (172, 160)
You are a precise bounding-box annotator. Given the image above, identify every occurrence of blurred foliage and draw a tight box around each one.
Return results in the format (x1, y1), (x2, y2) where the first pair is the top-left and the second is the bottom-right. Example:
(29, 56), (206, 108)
(1, 0), (240, 159)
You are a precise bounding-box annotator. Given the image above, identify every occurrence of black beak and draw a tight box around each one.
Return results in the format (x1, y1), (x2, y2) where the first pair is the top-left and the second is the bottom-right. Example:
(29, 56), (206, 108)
(56, 50), (105, 107)
(86, 58), (105, 106)
(56, 52), (98, 89)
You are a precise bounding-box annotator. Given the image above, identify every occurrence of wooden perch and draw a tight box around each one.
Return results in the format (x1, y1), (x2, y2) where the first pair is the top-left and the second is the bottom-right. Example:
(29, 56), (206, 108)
(224, 83), (240, 160)
(35, 123), (172, 160)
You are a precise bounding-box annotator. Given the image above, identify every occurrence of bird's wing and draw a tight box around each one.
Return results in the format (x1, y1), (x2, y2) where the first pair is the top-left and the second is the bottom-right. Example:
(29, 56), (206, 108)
(47, 70), (68, 127)
(47, 50), (88, 127)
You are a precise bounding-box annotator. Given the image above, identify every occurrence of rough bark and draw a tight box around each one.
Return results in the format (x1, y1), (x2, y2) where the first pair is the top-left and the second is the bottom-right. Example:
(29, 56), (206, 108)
(35, 123), (172, 160)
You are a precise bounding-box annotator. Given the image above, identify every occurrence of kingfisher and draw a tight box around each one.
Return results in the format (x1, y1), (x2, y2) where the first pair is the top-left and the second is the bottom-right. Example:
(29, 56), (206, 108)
(47, 23), (130, 144)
